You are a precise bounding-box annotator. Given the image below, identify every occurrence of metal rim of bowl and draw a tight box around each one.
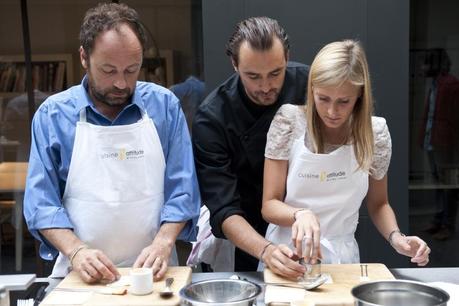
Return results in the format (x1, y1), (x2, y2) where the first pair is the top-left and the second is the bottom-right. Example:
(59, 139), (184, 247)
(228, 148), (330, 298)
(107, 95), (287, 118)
(179, 278), (262, 305)
(351, 279), (450, 306)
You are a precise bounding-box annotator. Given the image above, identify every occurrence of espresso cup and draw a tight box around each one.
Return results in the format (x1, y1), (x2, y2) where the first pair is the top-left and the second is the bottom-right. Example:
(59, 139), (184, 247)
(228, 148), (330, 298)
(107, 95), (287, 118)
(130, 268), (153, 295)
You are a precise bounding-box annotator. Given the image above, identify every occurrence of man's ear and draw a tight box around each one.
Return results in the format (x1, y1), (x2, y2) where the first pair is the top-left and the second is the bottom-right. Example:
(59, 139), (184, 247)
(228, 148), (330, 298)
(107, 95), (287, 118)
(231, 58), (238, 73)
(79, 46), (88, 69)
(285, 50), (290, 63)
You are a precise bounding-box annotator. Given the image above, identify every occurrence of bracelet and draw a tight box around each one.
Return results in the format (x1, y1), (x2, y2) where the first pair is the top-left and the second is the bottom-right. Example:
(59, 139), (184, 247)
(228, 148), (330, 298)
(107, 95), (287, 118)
(69, 244), (88, 266)
(293, 209), (308, 221)
(259, 242), (273, 263)
(388, 230), (405, 246)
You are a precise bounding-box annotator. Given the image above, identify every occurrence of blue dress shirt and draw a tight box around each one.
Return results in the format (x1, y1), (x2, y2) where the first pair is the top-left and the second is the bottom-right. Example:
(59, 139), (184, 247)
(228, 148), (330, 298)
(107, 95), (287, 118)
(24, 76), (200, 260)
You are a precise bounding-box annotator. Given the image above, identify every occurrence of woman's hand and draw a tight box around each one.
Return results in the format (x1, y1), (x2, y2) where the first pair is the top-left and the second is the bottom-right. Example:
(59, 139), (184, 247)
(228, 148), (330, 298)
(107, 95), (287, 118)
(391, 232), (430, 266)
(291, 209), (322, 263)
(262, 243), (306, 279)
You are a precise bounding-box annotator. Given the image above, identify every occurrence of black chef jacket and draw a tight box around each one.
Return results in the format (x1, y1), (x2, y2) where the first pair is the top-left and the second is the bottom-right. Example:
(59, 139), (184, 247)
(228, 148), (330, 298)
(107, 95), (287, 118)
(192, 61), (309, 271)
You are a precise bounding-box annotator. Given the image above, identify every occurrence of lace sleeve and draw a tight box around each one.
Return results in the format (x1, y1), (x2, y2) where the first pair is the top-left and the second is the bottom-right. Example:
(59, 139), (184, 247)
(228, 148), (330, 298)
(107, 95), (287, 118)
(265, 104), (299, 160)
(371, 117), (392, 180)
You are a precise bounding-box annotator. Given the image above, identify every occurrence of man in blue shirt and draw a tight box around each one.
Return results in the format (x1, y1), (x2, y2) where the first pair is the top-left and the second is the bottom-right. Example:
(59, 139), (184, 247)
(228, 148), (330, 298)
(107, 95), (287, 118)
(24, 3), (200, 283)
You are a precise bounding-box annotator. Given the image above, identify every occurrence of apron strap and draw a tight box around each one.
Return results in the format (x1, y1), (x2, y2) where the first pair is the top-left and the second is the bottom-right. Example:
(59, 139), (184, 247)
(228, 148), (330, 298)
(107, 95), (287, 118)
(140, 110), (149, 121)
(79, 108), (87, 122)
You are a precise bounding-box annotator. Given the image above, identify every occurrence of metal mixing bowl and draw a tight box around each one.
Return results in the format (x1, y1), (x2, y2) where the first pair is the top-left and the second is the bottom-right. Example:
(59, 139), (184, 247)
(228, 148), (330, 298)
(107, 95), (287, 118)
(352, 280), (449, 306)
(179, 278), (262, 306)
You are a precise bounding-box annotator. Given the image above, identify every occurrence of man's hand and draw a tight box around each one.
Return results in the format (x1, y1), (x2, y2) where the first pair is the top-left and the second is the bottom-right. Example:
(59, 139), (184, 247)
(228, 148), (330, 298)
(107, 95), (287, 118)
(262, 243), (306, 279)
(71, 248), (120, 284)
(133, 237), (174, 280)
(133, 222), (185, 280)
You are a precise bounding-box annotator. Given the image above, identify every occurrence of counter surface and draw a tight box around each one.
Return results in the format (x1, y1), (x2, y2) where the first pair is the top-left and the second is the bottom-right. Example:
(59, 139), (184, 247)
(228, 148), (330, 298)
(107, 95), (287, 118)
(33, 267), (459, 305)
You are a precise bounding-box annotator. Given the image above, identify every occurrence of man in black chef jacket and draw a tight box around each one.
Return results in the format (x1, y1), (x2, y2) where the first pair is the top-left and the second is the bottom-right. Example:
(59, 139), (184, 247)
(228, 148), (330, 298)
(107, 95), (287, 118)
(192, 16), (309, 271)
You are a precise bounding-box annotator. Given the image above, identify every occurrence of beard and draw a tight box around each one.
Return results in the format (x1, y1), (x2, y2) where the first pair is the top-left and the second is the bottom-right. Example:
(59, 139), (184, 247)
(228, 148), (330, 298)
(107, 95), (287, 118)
(88, 78), (132, 107)
(250, 88), (280, 105)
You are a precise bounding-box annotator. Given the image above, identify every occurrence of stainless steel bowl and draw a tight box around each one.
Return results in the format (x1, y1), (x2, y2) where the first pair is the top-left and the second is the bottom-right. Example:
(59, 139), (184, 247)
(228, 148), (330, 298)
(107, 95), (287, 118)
(179, 278), (262, 306)
(352, 280), (449, 306)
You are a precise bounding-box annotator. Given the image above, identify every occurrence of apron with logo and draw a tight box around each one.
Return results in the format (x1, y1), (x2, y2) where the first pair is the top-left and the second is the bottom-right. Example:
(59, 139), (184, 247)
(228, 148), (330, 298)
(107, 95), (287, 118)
(264, 136), (368, 265)
(51, 108), (177, 277)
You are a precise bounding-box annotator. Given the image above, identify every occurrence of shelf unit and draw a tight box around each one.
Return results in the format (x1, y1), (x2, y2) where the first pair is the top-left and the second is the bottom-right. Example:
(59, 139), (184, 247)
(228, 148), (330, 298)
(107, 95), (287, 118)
(138, 49), (177, 88)
(0, 53), (73, 98)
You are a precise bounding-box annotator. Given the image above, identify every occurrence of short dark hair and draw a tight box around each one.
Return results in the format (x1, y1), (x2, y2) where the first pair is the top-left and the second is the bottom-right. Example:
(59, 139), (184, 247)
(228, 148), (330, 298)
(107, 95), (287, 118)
(79, 2), (147, 56)
(226, 16), (289, 66)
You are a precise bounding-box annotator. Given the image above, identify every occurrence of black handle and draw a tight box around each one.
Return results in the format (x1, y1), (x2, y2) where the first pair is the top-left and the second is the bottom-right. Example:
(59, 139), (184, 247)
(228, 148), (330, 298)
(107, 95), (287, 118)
(33, 285), (47, 306)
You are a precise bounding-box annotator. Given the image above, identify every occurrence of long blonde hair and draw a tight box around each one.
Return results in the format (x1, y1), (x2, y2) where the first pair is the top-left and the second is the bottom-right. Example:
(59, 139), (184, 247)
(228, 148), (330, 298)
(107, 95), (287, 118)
(306, 39), (374, 171)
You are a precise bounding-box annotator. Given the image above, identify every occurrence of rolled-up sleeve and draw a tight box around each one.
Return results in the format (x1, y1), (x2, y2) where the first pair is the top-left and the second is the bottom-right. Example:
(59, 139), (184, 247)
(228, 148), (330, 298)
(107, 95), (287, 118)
(24, 105), (74, 260)
(160, 96), (200, 241)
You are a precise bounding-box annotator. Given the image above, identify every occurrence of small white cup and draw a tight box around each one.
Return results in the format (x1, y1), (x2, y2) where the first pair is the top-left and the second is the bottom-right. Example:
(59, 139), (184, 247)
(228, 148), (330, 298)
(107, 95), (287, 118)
(129, 268), (153, 295)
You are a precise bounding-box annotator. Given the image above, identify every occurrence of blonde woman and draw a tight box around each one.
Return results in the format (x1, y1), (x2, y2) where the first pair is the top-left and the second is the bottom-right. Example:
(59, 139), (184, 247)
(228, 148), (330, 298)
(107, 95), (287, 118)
(260, 40), (430, 278)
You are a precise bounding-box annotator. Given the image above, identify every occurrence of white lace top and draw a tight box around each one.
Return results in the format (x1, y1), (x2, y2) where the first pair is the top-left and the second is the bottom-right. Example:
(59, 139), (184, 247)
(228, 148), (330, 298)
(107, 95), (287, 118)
(265, 104), (392, 180)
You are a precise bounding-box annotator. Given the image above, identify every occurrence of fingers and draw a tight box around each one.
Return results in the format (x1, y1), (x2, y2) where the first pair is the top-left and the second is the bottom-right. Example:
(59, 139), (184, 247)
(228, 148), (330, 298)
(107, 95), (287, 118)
(413, 245), (430, 266)
(268, 245), (305, 279)
(291, 225), (298, 247)
(80, 269), (97, 284)
(302, 233), (313, 262)
(97, 252), (120, 281)
(133, 251), (148, 269)
(408, 238), (430, 266)
(412, 238), (428, 258)
(153, 260), (168, 281)
(294, 227), (305, 258)
(74, 249), (118, 284)
(81, 261), (101, 280)
(134, 248), (163, 269)
(414, 255), (430, 266)
(140, 251), (158, 268)
(317, 242), (323, 261)
(310, 227), (321, 263)
(291, 210), (320, 262)
(151, 256), (163, 275)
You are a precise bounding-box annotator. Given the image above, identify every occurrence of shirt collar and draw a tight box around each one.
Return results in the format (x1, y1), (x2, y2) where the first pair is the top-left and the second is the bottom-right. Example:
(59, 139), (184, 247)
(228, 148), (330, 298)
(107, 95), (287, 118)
(74, 75), (145, 115)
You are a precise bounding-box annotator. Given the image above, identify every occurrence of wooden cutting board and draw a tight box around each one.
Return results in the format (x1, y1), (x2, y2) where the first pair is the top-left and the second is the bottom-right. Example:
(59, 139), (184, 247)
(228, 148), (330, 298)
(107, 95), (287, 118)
(264, 263), (395, 306)
(41, 266), (192, 306)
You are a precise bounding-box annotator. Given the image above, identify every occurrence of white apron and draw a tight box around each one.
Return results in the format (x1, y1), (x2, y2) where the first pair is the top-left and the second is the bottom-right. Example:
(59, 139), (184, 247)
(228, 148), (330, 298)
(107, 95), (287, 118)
(51, 108), (177, 277)
(263, 136), (368, 266)
(186, 205), (235, 272)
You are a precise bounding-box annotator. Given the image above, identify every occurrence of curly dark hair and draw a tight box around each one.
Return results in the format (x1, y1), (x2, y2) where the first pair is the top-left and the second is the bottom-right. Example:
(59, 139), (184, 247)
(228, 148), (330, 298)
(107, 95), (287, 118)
(79, 2), (147, 56)
(226, 16), (289, 66)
